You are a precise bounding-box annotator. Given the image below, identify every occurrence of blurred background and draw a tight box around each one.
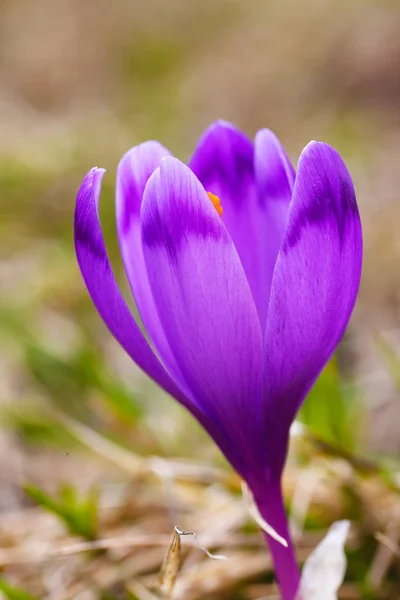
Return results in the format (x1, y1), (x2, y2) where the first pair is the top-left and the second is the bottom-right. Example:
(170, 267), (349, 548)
(1, 0), (400, 598)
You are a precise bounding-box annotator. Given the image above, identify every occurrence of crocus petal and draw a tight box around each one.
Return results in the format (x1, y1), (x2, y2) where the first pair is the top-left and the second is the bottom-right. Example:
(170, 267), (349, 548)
(116, 143), (188, 391)
(263, 142), (362, 476)
(75, 167), (190, 406)
(190, 121), (294, 327)
(141, 157), (264, 478)
(254, 128), (294, 303)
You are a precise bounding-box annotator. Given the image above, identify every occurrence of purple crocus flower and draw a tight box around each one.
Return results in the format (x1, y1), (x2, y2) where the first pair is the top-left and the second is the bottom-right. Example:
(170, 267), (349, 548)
(74, 121), (362, 600)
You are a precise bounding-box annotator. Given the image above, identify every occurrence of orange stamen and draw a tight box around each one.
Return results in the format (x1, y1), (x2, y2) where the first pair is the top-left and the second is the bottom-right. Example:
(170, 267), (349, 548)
(207, 192), (223, 216)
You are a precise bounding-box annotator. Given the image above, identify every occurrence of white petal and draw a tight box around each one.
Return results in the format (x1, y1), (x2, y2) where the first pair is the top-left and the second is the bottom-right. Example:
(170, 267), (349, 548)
(298, 520), (350, 600)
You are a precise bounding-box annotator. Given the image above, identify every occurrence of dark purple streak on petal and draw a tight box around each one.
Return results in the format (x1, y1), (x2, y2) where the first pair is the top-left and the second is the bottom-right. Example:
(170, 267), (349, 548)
(75, 168), (237, 467)
(116, 144), (190, 393)
(263, 143), (362, 477)
(141, 157), (265, 479)
(75, 168), (193, 407)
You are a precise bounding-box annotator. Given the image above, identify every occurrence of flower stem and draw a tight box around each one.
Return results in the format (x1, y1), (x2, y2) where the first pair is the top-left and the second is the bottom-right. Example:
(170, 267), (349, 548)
(254, 480), (300, 600)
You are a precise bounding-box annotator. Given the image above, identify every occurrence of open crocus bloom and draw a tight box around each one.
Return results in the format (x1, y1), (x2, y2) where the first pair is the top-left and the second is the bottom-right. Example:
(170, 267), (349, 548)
(75, 121), (362, 600)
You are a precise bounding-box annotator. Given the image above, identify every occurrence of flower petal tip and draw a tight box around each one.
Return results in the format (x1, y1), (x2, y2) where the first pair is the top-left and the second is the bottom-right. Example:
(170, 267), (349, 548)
(200, 119), (243, 140)
(88, 165), (106, 178)
(294, 141), (360, 229)
(74, 168), (106, 261)
(212, 118), (236, 129)
(91, 167), (106, 196)
(255, 127), (279, 143)
(159, 154), (178, 168)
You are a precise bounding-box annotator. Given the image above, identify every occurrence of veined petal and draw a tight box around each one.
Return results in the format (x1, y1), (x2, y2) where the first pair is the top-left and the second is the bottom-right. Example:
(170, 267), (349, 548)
(75, 167), (189, 405)
(263, 142), (362, 476)
(254, 129), (294, 306)
(190, 121), (294, 328)
(255, 129), (295, 200)
(76, 168), (248, 474)
(116, 143), (188, 391)
(141, 157), (264, 477)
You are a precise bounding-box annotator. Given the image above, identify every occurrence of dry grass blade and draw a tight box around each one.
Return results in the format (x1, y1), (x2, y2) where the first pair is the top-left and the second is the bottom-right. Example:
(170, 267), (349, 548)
(128, 580), (161, 600)
(369, 527), (400, 589)
(48, 408), (146, 476)
(374, 532), (400, 559)
(175, 528), (227, 561)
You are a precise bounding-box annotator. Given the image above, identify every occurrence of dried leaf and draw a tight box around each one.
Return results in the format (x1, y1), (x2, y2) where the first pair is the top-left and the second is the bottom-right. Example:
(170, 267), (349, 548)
(241, 482), (288, 547)
(159, 528), (182, 597)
